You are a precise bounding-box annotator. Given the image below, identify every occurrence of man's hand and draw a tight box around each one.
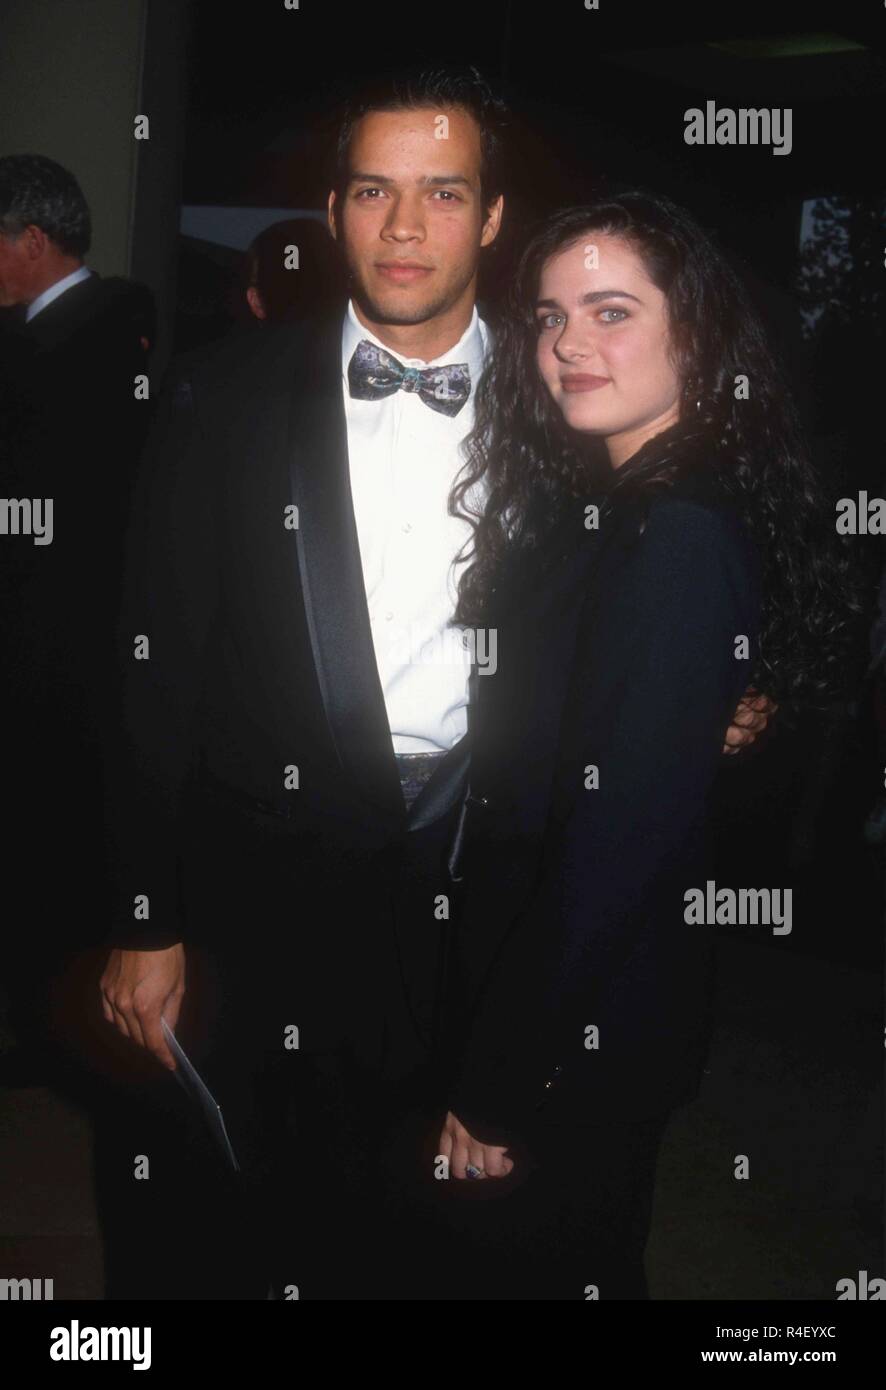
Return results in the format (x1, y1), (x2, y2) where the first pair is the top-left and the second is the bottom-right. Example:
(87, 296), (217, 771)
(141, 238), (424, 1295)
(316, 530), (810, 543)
(437, 1110), (514, 1180)
(100, 945), (186, 1071)
(723, 687), (777, 756)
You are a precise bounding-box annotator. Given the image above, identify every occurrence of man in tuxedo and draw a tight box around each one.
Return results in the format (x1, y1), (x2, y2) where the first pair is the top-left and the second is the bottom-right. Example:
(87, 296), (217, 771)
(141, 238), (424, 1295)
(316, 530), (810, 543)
(100, 67), (507, 1299)
(99, 68), (768, 1299)
(0, 154), (152, 1084)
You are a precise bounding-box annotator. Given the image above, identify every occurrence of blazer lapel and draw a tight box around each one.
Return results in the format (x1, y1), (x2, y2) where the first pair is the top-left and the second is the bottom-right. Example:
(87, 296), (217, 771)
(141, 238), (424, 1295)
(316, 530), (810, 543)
(287, 311), (405, 819)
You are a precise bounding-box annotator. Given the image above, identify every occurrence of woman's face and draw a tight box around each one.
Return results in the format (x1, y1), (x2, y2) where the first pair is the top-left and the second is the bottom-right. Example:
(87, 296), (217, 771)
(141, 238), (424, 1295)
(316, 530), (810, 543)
(534, 233), (681, 466)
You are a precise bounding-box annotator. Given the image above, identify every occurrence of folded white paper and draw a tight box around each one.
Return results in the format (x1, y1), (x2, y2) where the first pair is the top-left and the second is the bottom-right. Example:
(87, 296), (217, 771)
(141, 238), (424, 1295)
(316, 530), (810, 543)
(161, 1016), (240, 1172)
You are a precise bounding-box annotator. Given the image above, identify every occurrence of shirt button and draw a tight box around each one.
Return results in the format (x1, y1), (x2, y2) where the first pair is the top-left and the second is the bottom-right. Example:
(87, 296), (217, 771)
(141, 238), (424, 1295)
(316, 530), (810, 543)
(402, 522), (413, 533)
(385, 611), (394, 621)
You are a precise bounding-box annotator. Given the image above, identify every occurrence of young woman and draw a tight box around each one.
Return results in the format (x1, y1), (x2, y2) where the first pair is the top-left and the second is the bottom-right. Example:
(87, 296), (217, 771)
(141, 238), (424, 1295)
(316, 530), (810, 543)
(434, 192), (861, 1298)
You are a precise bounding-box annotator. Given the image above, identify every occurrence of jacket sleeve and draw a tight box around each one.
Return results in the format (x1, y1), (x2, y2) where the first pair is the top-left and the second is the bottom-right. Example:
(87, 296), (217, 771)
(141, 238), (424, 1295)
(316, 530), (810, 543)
(448, 495), (761, 1143)
(103, 365), (222, 949)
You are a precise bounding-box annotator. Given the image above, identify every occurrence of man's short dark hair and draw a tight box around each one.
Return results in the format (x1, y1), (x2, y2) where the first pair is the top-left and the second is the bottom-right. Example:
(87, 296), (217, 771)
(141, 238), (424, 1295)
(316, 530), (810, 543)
(0, 154), (91, 256)
(332, 65), (509, 212)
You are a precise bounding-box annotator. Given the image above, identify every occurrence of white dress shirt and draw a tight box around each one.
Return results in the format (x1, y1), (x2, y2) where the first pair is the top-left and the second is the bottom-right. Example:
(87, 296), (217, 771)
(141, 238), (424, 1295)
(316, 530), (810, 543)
(341, 299), (489, 754)
(25, 264), (93, 323)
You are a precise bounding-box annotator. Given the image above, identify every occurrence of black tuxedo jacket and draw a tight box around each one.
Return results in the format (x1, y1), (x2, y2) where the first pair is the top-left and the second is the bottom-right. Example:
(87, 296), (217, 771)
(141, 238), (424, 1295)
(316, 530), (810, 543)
(1, 272), (152, 617)
(105, 307), (471, 1051)
(444, 467), (762, 1142)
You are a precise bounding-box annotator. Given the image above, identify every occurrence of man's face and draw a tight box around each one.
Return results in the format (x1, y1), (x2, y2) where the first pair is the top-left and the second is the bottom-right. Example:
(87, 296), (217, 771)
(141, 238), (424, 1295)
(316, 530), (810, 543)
(0, 229), (36, 307)
(328, 105), (502, 327)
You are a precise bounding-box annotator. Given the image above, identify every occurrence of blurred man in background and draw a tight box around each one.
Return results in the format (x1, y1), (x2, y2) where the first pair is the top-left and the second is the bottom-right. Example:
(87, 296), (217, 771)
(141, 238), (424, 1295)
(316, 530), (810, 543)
(242, 216), (345, 324)
(0, 153), (153, 1084)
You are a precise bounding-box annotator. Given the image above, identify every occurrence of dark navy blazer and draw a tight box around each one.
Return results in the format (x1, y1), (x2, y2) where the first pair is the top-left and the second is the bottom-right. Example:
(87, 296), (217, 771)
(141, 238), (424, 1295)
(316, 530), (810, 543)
(445, 467), (762, 1143)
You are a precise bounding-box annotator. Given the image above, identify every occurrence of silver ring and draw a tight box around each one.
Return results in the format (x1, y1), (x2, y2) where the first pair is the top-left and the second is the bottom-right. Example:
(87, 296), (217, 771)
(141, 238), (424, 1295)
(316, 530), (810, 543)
(465, 1163), (485, 1179)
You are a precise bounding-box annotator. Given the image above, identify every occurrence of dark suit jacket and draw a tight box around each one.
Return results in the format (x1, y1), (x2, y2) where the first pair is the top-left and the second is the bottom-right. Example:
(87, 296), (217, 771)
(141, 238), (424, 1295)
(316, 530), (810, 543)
(444, 467), (762, 1143)
(1, 275), (156, 946)
(1, 273), (153, 635)
(105, 307), (471, 1054)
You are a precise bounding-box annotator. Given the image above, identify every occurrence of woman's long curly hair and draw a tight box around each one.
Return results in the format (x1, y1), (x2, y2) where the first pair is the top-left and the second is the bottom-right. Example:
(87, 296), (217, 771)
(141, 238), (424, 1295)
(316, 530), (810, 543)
(450, 191), (865, 708)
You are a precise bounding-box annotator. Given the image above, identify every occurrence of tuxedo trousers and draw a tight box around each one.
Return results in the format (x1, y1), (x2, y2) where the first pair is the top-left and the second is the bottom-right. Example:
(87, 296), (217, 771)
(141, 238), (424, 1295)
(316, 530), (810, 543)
(100, 783), (461, 1300)
(99, 785), (668, 1300)
(165, 1030), (669, 1301)
(98, 1034), (669, 1301)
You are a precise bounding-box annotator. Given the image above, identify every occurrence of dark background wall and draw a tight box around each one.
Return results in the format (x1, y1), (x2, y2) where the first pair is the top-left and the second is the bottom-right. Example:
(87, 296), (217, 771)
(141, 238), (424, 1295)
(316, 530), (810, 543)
(175, 2), (884, 471)
(0, 0), (146, 272)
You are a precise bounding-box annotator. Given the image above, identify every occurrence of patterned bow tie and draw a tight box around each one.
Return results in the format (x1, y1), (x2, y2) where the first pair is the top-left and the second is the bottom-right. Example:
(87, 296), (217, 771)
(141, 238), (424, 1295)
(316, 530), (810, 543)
(347, 339), (471, 418)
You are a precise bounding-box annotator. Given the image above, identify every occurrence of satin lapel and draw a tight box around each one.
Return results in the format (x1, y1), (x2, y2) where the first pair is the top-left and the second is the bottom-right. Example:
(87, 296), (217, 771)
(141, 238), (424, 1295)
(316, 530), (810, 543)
(287, 313), (405, 819)
(407, 728), (471, 831)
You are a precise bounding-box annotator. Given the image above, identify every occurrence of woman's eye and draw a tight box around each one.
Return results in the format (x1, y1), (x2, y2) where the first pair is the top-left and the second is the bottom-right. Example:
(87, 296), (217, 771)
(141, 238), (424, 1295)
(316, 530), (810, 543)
(537, 313), (564, 330)
(599, 308), (628, 323)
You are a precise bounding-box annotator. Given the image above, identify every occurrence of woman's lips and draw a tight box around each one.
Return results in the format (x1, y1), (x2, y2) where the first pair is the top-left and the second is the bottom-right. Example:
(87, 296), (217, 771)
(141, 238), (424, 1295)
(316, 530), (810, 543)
(560, 375), (611, 392)
(376, 263), (434, 283)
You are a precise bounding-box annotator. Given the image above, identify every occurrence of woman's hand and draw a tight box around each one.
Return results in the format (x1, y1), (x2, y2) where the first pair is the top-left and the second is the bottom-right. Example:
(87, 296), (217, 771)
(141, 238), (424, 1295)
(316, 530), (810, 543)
(437, 1110), (515, 1180)
(723, 687), (777, 754)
